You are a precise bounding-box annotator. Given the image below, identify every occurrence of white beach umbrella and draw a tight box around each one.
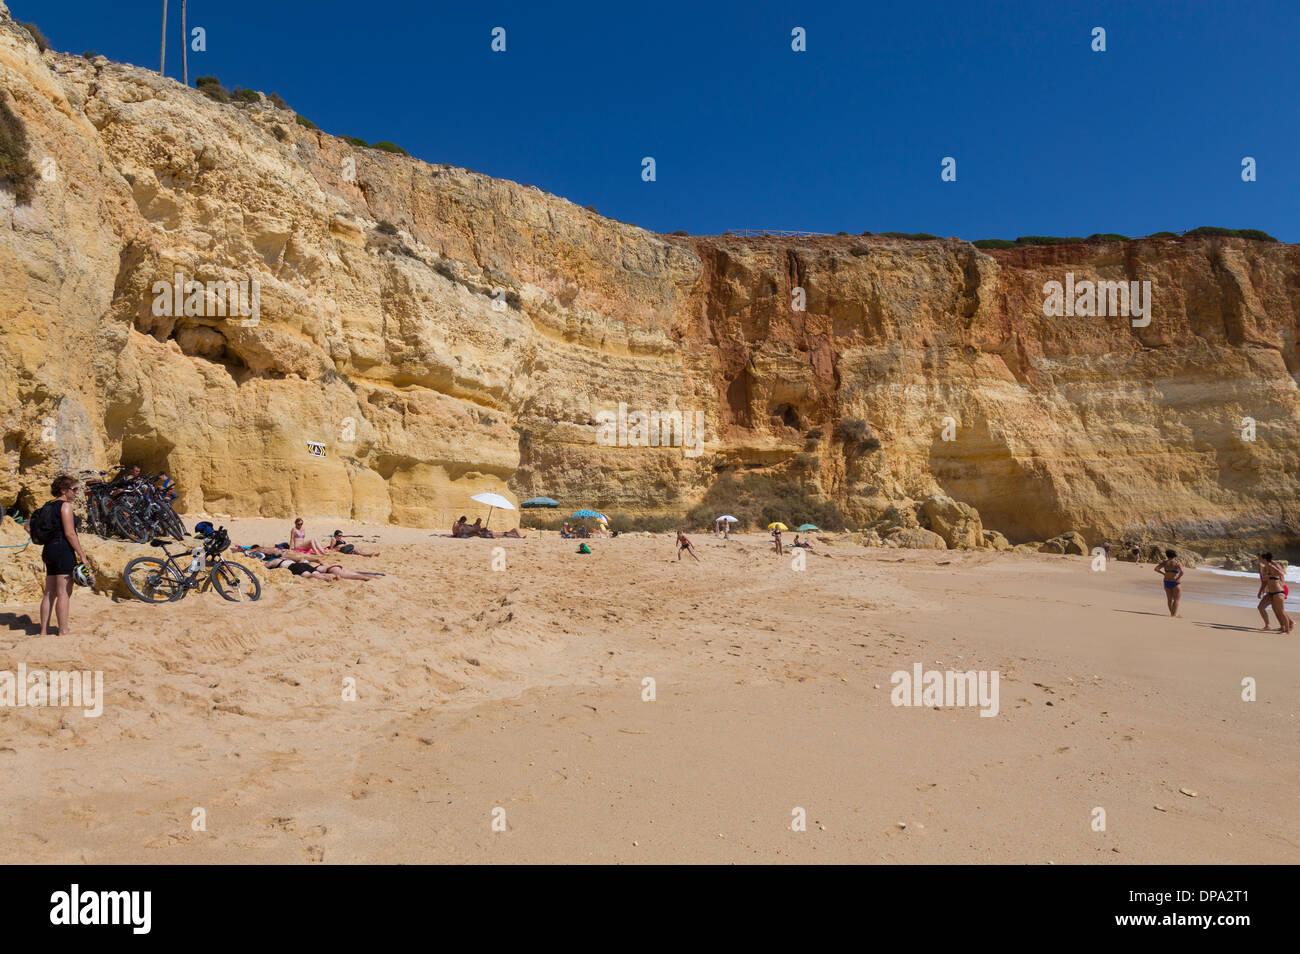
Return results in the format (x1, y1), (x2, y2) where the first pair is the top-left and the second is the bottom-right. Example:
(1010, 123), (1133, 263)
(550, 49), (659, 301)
(716, 515), (739, 523)
(471, 492), (516, 528)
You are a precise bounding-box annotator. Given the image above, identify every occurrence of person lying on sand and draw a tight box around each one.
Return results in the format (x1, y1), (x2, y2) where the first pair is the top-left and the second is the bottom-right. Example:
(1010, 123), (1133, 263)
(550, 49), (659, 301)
(1256, 551), (1294, 634)
(676, 530), (700, 562)
(327, 530), (378, 556)
(235, 544), (288, 559)
(500, 528), (526, 538)
(470, 518), (496, 539)
(289, 517), (328, 554)
(1154, 549), (1183, 618)
(266, 556), (376, 581)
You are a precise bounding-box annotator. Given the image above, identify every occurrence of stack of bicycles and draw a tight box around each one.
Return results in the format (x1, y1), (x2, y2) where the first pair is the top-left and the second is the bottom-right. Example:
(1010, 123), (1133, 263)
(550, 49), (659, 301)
(82, 467), (186, 543)
(123, 526), (261, 603)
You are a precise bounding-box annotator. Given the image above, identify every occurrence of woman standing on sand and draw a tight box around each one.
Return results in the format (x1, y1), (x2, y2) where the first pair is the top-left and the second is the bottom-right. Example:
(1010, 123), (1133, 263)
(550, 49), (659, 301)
(38, 475), (91, 636)
(1256, 552), (1293, 634)
(1154, 549), (1183, 618)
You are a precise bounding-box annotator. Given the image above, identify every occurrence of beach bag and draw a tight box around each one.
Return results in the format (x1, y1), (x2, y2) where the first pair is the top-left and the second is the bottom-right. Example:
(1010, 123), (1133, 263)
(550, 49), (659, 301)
(28, 501), (63, 544)
(577, 543), (591, 554)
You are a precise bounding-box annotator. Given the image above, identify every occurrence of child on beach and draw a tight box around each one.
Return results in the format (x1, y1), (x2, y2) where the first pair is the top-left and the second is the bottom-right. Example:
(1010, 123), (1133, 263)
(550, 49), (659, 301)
(1154, 549), (1183, 617)
(676, 530), (700, 562)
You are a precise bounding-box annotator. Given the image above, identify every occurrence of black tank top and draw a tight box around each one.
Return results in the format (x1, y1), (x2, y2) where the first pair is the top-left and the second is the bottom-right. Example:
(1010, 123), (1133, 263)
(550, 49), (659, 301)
(42, 500), (76, 547)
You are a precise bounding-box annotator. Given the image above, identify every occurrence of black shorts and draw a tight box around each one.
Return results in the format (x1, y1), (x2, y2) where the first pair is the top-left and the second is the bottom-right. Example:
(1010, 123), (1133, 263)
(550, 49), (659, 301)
(41, 541), (77, 576)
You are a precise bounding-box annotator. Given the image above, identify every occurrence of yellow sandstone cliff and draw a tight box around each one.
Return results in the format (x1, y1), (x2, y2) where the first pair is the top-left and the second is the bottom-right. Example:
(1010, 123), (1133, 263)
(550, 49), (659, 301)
(3, 7), (1299, 550)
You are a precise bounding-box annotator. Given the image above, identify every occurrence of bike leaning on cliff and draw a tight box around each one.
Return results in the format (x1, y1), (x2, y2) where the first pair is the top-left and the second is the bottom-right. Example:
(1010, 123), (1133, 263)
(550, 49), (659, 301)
(123, 527), (261, 603)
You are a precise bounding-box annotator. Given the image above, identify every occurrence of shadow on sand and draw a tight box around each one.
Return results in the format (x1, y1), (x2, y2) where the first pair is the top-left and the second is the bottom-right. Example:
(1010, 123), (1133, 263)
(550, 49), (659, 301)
(1194, 621), (1287, 634)
(0, 612), (42, 635)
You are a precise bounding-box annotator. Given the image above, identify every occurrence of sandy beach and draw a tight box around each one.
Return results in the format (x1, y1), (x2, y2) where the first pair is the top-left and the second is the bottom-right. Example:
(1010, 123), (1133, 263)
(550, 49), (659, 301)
(1, 522), (1295, 864)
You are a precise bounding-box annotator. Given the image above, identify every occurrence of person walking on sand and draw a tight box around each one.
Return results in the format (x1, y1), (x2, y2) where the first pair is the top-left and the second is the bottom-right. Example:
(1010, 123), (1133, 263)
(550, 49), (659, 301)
(1256, 552), (1293, 634)
(676, 530), (700, 562)
(37, 475), (92, 636)
(1103, 540), (1112, 563)
(1130, 542), (1141, 566)
(1154, 549), (1183, 617)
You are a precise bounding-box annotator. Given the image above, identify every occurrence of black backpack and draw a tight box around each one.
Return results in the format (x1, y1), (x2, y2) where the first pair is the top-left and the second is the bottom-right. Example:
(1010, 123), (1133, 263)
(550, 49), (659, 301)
(28, 500), (64, 545)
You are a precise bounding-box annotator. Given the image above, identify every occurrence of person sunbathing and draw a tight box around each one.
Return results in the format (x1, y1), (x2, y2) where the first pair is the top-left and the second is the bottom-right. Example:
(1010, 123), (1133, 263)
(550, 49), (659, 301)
(452, 516), (472, 538)
(236, 544), (287, 559)
(792, 534), (814, 550)
(288, 517), (328, 554)
(500, 528), (527, 538)
(266, 555), (376, 581)
(471, 518), (496, 539)
(560, 523), (573, 538)
(327, 530), (378, 556)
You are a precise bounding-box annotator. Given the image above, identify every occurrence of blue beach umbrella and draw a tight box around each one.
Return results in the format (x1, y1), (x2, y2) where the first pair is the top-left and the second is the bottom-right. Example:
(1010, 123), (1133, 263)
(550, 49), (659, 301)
(797, 524), (820, 532)
(569, 509), (606, 519)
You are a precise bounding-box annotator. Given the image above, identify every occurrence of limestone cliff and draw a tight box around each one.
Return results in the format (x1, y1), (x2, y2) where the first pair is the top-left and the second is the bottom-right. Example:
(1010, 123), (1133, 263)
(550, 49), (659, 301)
(3, 7), (1299, 550)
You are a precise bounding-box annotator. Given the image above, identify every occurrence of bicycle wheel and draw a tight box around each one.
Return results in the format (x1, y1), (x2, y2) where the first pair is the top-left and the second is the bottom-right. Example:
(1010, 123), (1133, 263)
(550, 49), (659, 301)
(111, 504), (150, 544)
(162, 506), (186, 541)
(210, 561), (261, 602)
(124, 556), (186, 603)
(86, 497), (105, 538)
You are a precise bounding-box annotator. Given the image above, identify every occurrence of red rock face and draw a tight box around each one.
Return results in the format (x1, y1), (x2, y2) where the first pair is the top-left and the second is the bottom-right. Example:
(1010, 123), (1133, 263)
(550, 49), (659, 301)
(2, 11), (1297, 550)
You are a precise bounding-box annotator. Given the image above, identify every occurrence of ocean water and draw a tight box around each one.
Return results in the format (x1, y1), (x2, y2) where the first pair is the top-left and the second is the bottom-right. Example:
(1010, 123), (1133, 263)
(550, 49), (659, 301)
(1188, 566), (1298, 608)
(1196, 566), (1300, 583)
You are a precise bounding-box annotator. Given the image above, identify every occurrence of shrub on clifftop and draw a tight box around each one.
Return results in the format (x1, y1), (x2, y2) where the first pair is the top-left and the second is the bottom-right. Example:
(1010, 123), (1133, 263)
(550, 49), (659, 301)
(19, 22), (50, 53)
(195, 76), (230, 103)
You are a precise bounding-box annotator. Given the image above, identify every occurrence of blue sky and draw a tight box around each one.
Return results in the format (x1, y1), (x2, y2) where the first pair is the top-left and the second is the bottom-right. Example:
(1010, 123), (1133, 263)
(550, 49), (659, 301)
(12, 0), (1299, 240)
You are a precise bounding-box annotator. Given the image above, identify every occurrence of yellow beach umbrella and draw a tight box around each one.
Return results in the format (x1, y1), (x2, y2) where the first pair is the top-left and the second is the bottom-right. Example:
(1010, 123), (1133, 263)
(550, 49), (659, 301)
(767, 522), (788, 531)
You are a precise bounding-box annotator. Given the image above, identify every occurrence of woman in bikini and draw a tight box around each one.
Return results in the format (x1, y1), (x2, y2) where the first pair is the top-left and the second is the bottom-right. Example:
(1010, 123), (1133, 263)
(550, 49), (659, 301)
(327, 530), (379, 556)
(288, 517), (328, 555)
(1153, 549), (1183, 618)
(266, 555), (375, 581)
(1256, 552), (1293, 633)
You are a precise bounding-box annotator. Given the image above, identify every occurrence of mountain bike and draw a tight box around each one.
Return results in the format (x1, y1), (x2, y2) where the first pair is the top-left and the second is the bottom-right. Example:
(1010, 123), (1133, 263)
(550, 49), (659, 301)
(117, 474), (185, 540)
(123, 528), (261, 603)
(81, 467), (185, 542)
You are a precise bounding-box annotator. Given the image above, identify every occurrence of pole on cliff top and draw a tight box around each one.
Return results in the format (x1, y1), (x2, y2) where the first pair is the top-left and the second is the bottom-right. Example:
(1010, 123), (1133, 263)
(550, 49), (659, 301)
(159, 0), (168, 75)
(181, 0), (188, 85)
